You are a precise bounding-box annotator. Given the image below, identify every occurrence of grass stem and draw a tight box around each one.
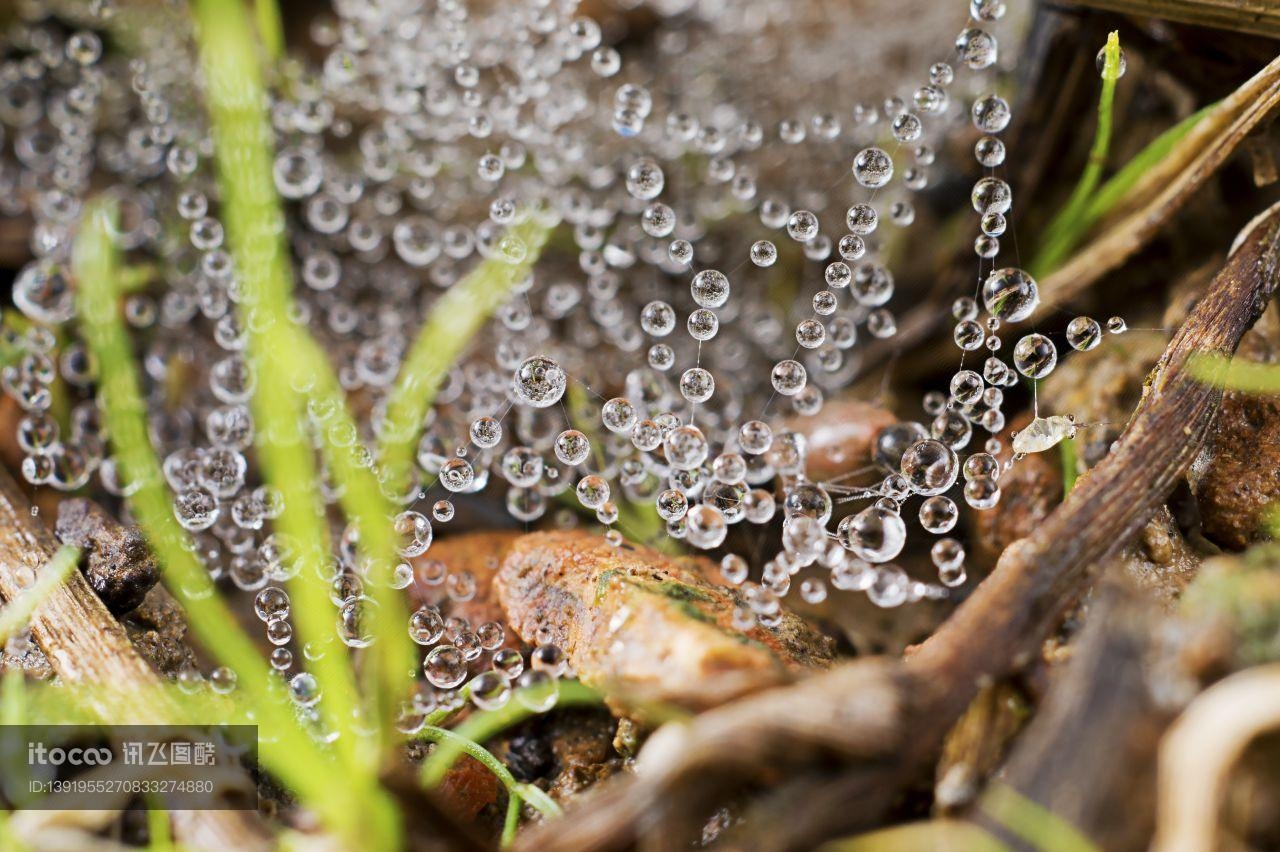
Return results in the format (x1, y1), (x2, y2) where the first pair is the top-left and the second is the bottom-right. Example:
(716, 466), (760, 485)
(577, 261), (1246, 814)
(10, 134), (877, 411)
(74, 195), (362, 849)
(419, 724), (563, 823)
(1031, 32), (1124, 276)
(377, 216), (551, 489)
(419, 680), (601, 787)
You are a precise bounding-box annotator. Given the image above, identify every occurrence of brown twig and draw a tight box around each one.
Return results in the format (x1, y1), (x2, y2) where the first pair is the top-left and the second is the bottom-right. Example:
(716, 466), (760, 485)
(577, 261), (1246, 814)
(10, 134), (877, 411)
(515, 206), (1280, 852)
(0, 468), (159, 690)
(0, 465), (270, 851)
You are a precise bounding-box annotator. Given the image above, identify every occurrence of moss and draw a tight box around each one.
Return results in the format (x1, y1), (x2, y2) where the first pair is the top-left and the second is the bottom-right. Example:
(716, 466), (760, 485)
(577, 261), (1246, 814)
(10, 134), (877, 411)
(654, 580), (717, 603)
(594, 568), (620, 604)
(595, 570), (716, 608)
(671, 600), (717, 625)
(1182, 546), (1280, 666)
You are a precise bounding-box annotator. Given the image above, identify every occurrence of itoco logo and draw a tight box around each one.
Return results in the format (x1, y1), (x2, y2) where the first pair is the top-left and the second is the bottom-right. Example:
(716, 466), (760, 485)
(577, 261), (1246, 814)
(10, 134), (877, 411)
(27, 743), (113, 766)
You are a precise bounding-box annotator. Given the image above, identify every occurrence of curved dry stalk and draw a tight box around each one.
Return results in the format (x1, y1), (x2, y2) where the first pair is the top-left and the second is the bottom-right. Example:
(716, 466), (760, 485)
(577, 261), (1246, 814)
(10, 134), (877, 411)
(1152, 663), (1280, 852)
(633, 660), (903, 767)
(903, 201), (1280, 765)
(511, 662), (903, 852)
(516, 206), (1280, 852)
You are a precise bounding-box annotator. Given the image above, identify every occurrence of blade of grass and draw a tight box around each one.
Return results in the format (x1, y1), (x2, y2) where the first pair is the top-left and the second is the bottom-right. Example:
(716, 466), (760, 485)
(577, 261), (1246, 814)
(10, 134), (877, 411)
(290, 329), (415, 736)
(0, 321), (22, 371)
(1078, 105), (1211, 228)
(376, 215), (552, 488)
(145, 804), (174, 852)
(0, 545), (80, 644)
(2, 666), (26, 726)
(192, 0), (421, 780)
(1037, 54), (1280, 310)
(820, 822), (1010, 852)
(980, 783), (1100, 852)
(0, 810), (25, 852)
(561, 383), (673, 552)
(419, 680), (601, 786)
(1031, 32), (1125, 277)
(190, 0), (370, 774)
(1188, 352), (1280, 394)
(1060, 437), (1080, 498)
(514, 782), (562, 819)
(254, 0), (285, 65)
(501, 794), (521, 849)
(21, 679), (241, 727)
(73, 197), (363, 847)
(419, 724), (562, 819)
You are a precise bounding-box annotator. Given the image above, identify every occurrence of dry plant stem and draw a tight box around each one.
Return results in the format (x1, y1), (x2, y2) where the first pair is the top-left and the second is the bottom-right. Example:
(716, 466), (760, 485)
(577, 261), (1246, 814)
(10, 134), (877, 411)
(0, 466), (153, 694)
(0, 465), (268, 851)
(517, 209), (1280, 852)
(1152, 663), (1280, 852)
(1066, 0), (1280, 39)
(980, 578), (1166, 852)
(1034, 52), (1280, 314)
(519, 663), (905, 852)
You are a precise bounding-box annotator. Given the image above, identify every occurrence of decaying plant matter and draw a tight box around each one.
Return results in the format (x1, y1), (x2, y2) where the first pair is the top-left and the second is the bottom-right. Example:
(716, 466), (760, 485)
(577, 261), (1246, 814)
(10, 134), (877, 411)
(0, 466), (270, 850)
(496, 531), (834, 712)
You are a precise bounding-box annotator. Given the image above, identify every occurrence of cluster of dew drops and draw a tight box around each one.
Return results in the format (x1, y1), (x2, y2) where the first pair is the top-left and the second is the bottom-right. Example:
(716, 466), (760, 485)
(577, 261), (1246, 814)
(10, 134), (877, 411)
(0, 0), (1128, 720)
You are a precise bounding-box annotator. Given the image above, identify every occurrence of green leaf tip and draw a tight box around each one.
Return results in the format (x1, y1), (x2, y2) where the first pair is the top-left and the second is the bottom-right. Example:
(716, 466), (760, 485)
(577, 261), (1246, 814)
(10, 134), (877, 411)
(1101, 31), (1123, 83)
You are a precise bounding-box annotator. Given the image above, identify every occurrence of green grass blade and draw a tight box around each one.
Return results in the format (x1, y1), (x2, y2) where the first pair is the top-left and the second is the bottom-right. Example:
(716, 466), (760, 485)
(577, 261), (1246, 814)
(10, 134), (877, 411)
(820, 822), (1010, 852)
(514, 782), (563, 819)
(980, 783), (1100, 852)
(500, 794), (521, 849)
(145, 805), (174, 852)
(1059, 437), (1079, 498)
(0, 809), (26, 852)
(2, 666), (27, 726)
(21, 679), (237, 727)
(560, 383), (673, 551)
(191, 0), (426, 780)
(0, 317), (22, 370)
(419, 724), (562, 820)
(0, 545), (80, 644)
(376, 216), (551, 487)
(1188, 352), (1280, 394)
(419, 724), (524, 792)
(290, 329), (415, 736)
(190, 1), (406, 839)
(1031, 32), (1124, 277)
(190, 0), (369, 773)
(1079, 105), (1212, 227)
(419, 680), (601, 787)
(254, 0), (285, 64)
(73, 197), (361, 846)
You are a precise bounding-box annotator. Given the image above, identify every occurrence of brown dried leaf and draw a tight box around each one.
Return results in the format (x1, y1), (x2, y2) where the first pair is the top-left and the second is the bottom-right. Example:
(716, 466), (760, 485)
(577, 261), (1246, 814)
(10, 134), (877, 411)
(496, 530), (834, 712)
